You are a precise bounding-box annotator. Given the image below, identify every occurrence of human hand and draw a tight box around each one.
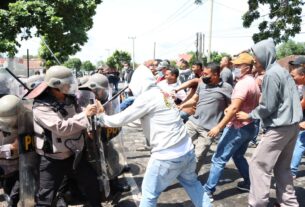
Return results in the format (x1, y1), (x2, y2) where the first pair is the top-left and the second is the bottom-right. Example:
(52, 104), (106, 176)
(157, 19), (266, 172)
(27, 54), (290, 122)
(208, 126), (221, 138)
(10, 139), (18, 152)
(236, 111), (251, 121)
(85, 104), (98, 117)
(96, 100), (105, 113)
(299, 121), (305, 130)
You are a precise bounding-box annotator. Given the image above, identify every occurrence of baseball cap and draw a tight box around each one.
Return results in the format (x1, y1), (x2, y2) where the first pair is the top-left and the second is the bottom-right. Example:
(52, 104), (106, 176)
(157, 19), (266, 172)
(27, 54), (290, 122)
(157, 61), (169, 71)
(231, 53), (254, 65)
(289, 56), (305, 66)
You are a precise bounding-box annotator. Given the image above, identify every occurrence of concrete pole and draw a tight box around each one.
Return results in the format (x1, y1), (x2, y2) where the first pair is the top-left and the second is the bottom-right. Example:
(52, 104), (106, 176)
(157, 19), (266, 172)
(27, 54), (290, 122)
(128, 36), (136, 70)
(207, 0), (214, 62)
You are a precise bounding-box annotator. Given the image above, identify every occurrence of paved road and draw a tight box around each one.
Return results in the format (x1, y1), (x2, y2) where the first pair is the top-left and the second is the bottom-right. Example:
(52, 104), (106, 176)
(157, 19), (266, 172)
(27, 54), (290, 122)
(1, 125), (304, 207)
(114, 126), (305, 207)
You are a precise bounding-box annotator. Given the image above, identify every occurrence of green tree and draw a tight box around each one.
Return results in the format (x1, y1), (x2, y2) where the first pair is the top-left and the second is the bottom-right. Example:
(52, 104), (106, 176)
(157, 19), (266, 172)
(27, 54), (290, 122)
(64, 58), (82, 72)
(0, 0), (102, 60)
(276, 39), (305, 59)
(82, 60), (95, 71)
(106, 50), (131, 71)
(187, 51), (229, 65)
(96, 60), (105, 68)
(194, 0), (304, 44)
(242, 0), (304, 44)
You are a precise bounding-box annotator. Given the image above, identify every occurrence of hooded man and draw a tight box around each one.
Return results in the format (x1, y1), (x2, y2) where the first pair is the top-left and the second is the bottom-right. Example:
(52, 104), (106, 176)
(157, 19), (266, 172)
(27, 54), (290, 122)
(237, 39), (303, 207)
(96, 65), (211, 207)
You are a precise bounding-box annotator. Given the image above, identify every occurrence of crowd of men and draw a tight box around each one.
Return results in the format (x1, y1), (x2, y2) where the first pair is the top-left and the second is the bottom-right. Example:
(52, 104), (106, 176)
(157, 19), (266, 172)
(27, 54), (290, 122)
(0, 38), (305, 207)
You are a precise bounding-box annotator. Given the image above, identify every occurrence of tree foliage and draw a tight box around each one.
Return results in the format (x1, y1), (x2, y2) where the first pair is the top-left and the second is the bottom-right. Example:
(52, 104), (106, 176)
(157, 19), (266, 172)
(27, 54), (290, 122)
(276, 39), (305, 59)
(194, 0), (304, 44)
(0, 0), (102, 61)
(64, 58), (82, 71)
(242, 0), (304, 44)
(106, 50), (131, 71)
(82, 60), (95, 71)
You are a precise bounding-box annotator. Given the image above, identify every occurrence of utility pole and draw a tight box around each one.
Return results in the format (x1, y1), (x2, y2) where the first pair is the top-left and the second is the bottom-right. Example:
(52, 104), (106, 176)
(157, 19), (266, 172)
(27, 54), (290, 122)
(27, 49), (30, 77)
(105, 49), (110, 58)
(128, 36), (136, 70)
(153, 42), (156, 60)
(207, 0), (214, 62)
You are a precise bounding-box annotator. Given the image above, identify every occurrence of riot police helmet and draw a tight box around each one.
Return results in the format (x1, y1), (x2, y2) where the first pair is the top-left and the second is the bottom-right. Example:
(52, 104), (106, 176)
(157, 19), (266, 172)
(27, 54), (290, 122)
(79, 73), (109, 102)
(0, 95), (21, 131)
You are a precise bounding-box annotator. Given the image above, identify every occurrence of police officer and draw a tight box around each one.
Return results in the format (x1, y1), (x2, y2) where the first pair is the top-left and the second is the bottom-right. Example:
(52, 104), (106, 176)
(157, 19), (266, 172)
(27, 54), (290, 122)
(26, 66), (101, 207)
(0, 95), (21, 207)
(79, 73), (130, 193)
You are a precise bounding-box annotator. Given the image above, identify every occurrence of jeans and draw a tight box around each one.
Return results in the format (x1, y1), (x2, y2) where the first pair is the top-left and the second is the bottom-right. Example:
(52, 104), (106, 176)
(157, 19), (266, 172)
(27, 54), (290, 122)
(203, 122), (256, 194)
(251, 119), (260, 144)
(140, 150), (211, 207)
(179, 110), (190, 123)
(291, 130), (305, 176)
(120, 97), (135, 111)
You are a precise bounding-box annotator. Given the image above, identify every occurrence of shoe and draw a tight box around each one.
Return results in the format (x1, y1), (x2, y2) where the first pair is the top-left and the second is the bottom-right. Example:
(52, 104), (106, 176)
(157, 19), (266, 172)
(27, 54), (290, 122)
(273, 202), (281, 207)
(236, 181), (250, 192)
(205, 191), (214, 203)
(122, 165), (131, 173)
(113, 183), (131, 192)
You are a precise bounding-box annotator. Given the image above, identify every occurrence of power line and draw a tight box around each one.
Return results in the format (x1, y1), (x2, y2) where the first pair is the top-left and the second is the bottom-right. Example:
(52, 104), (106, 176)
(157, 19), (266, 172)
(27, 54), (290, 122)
(138, 0), (194, 37)
(214, 0), (244, 13)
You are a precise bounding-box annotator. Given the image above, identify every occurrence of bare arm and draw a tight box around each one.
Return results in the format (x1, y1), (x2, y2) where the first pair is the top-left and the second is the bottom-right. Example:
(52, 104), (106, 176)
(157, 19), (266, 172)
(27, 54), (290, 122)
(175, 78), (200, 92)
(178, 93), (199, 110)
(208, 98), (243, 137)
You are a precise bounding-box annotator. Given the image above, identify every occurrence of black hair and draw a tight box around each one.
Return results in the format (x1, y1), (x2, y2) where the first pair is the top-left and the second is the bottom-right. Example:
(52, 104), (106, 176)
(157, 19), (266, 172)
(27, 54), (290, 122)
(206, 62), (220, 76)
(180, 59), (189, 65)
(166, 67), (179, 77)
(192, 61), (203, 68)
(294, 66), (305, 75)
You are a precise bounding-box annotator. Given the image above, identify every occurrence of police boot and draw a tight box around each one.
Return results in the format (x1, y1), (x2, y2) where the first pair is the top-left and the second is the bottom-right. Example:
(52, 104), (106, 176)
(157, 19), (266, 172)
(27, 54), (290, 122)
(110, 178), (131, 193)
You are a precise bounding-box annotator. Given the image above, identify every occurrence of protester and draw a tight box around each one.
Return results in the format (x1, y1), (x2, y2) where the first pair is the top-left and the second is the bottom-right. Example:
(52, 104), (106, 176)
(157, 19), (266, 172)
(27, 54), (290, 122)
(157, 68), (188, 122)
(156, 60), (170, 83)
(179, 59), (192, 84)
(203, 53), (260, 201)
(237, 39), (302, 207)
(220, 56), (234, 86)
(178, 62), (232, 172)
(289, 62), (305, 179)
(96, 65), (211, 207)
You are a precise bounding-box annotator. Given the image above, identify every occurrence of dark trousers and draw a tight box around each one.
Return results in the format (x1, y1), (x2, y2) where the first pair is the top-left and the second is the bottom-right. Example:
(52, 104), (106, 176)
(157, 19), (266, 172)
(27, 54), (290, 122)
(2, 171), (19, 207)
(35, 154), (101, 207)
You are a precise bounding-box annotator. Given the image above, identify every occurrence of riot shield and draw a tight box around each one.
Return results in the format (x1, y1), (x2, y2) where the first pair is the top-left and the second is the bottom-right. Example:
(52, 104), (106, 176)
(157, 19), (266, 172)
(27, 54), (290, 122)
(77, 90), (111, 198)
(102, 95), (127, 179)
(18, 100), (39, 207)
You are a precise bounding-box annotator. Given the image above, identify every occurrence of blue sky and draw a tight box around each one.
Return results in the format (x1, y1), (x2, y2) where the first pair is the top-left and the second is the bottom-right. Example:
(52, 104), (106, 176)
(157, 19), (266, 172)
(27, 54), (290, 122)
(17, 0), (305, 64)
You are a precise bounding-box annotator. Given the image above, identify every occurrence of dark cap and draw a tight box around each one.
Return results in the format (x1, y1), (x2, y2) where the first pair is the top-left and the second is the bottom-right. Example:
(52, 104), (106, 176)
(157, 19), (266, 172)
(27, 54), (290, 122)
(289, 56), (305, 66)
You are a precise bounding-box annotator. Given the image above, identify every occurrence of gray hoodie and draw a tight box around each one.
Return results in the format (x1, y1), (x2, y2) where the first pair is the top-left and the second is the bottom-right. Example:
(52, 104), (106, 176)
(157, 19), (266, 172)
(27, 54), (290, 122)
(98, 65), (192, 160)
(249, 39), (303, 127)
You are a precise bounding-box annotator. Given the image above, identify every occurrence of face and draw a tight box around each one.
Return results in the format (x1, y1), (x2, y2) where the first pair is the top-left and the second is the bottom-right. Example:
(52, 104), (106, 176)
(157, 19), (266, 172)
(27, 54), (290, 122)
(180, 61), (189, 70)
(191, 65), (202, 76)
(234, 64), (251, 79)
(220, 57), (228, 68)
(165, 70), (177, 84)
(149, 62), (158, 76)
(202, 68), (219, 85)
(290, 69), (305, 85)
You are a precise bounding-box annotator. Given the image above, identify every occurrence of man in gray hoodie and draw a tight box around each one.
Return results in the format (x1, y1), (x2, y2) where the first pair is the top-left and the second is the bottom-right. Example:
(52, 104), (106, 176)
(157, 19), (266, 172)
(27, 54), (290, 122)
(237, 39), (303, 207)
(97, 65), (211, 207)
